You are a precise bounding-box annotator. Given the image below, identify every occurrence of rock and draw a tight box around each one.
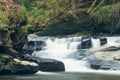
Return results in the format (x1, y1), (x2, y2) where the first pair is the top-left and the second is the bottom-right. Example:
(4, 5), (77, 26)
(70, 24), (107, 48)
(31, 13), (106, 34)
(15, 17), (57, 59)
(22, 41), (35, 54)
(12, 59), (39, 74)
(73, 50), (120, 71)
(101, 46), (120, 52)
(114, 56), (120, 61)
(79, 37), (92, 49)
(0, 55), (39, 75)
(90, 59), (120, 70)
(22, 40), (46, 55)
(100, 38), (107, 46)
(99, 61), (120, 70)
(90, 60), (102, 69)
(67, 50), (95, 60)
(21, 54), (65, 72)
(39, 58), (65, 72)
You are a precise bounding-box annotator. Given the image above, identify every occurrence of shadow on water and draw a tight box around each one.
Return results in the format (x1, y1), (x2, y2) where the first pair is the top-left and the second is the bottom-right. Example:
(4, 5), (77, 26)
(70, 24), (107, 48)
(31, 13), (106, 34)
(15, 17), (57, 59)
(1, 72), (120, 80)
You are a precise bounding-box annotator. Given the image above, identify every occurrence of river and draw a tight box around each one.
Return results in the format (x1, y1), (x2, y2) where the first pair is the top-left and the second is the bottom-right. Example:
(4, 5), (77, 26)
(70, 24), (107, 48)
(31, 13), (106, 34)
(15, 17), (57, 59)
(1, 71), (120, 80)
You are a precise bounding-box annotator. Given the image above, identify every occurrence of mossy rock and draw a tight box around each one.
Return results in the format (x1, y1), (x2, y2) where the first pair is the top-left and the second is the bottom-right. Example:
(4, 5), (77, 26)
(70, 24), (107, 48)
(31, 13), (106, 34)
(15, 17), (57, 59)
(0, 55), (39, 75)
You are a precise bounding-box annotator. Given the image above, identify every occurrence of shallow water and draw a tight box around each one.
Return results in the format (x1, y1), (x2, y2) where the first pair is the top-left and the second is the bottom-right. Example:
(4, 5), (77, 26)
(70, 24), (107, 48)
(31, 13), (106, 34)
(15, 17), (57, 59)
(1, 72), (120, 80)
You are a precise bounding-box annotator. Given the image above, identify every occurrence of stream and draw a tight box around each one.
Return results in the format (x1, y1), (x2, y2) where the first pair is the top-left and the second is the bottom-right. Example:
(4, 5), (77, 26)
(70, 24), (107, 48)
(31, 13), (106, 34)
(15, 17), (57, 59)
(1, 36), (120, 80)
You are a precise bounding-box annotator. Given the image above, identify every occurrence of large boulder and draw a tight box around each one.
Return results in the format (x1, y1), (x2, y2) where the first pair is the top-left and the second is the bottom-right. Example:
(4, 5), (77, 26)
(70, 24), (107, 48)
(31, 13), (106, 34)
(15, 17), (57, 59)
(22, 40), (46, 55)
(0, 55), (39, 75)
(21, 54), (65, 72)
(38, 58), (65, 72)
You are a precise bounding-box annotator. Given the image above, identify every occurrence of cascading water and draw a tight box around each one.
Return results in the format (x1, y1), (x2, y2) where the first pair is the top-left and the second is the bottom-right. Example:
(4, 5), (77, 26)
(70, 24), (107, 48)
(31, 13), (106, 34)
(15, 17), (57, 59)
(28, 35), (120, 72)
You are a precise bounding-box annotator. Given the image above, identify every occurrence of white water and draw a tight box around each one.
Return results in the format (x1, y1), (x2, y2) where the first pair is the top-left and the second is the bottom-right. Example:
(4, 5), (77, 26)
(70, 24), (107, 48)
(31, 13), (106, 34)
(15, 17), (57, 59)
(28, 35), (120, 72)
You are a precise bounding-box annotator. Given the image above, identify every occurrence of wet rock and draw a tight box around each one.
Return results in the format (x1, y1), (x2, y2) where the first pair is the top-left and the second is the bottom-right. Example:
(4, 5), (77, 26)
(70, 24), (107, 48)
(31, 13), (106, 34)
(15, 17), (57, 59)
(21, 54), (65, 72)
(73, 50), (120, 71)
(67, 50), (97, 64)
(0, 55), (39, 75)
(67, 50), (101, 69)
(22, 41), (35, 54)
(90, 59), (120, 70)
(39, 58), (65, 72)
(99, 61), (120, 70)
(100, 38), (107, 46)
(22, 41), (46, 55)
(90, 60), (102, 69)
(80, 37), (92, 49)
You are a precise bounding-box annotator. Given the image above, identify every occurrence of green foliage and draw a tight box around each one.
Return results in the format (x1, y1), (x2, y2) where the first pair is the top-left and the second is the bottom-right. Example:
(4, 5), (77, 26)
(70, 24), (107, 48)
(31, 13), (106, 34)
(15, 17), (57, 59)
(92, 3), (120, 34)
(17, 6), (28, 20)
(15, 0), (70, 26)
(27, 25), (35, 34)
(0, 10), (9, 25)
(1, 0), (120, 36)
(94, 3), (120, 21)
(28, 8), (47, 24)
(95, 6), (112, 17)
(0, 0), (4, 3)
(36, 14), (92, 36)
(14, 0), (34, 10)
(95, 3), (120, 18)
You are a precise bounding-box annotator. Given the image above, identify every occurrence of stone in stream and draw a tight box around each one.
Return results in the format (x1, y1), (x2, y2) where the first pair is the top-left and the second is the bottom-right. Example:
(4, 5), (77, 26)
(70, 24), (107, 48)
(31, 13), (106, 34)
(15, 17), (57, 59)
(90, 60), (102, 69)
(78, 37), (92, 49)
(100, 38), (107, 46)
(67, 50), (96, 60)
(90, 59), (120, 70)
(71, 50), (120, 71)
(38, 58), (65, 72)
(0, 55), (39, 75)
(20, 54), (65, 72)
(22, 40), (46, 55)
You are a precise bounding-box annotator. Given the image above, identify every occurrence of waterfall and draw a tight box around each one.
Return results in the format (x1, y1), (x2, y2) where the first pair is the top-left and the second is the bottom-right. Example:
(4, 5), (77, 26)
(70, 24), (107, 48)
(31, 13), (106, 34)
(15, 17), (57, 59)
(28, 35), (120, 72)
